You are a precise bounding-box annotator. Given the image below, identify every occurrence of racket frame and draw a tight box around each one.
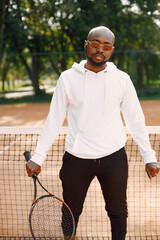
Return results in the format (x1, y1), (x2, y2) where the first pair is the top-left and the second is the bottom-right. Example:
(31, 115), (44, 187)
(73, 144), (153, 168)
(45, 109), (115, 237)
(24, 151), (75, 240)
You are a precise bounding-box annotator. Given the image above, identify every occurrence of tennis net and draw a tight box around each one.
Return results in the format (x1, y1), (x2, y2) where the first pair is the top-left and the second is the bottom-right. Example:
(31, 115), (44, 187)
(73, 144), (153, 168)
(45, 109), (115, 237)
(0, 126), (160, 240)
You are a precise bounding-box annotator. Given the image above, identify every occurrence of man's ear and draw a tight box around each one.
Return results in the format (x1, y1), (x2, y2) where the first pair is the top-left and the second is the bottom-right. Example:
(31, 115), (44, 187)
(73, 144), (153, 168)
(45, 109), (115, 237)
(84, 40), (87, 49)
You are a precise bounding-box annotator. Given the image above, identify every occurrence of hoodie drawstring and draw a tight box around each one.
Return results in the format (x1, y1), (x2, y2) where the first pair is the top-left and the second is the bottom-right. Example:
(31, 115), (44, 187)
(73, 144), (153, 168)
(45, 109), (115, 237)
(104, 71), (108, 108)
(85, 70), (108, 110)
(84, 70), (88, 94)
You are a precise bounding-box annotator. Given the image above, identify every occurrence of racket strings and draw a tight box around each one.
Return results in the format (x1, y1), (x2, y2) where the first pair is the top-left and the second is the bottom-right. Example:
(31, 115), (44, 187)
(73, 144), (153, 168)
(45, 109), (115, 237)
(30, 196), (74, 238)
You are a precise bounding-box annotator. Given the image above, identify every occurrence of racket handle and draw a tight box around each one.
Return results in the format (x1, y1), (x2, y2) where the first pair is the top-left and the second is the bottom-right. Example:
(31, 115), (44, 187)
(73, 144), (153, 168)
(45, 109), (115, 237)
(24, 151), (37, 178)
(24, 151), (31, 162)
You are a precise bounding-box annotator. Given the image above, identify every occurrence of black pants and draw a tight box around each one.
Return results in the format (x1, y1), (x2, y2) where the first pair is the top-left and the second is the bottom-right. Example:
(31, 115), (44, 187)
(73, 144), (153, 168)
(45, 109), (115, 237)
(59, 147), (128, 240)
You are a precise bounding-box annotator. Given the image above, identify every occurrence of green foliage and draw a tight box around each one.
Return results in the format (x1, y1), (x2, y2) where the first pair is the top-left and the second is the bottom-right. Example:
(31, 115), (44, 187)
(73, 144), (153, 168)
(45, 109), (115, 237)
(0, 0), (160, 97)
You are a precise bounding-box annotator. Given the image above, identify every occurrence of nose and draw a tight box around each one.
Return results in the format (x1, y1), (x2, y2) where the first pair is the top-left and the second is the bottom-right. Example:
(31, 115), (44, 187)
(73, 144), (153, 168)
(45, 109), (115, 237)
(96, 45), (104, 53)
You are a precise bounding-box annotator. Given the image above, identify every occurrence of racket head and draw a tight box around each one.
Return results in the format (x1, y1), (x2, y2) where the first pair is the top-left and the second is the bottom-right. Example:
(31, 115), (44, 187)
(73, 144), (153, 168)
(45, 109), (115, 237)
(29, 194), (75, 240)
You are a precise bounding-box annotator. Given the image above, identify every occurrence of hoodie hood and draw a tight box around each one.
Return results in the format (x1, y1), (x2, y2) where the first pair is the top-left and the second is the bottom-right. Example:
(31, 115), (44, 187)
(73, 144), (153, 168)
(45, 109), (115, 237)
(72, 60), (117, 107)
(72, 60), (117, 74)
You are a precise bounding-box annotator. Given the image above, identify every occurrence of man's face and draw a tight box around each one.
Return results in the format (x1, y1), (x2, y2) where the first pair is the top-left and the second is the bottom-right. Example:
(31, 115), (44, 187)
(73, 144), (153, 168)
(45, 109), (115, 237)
(84, 32), (114, 68)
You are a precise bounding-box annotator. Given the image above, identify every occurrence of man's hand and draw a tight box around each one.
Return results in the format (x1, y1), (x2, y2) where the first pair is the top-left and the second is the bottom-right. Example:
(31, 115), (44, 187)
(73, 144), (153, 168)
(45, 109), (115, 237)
(145, 162), (160, 179)
(26, 160), (41, 177)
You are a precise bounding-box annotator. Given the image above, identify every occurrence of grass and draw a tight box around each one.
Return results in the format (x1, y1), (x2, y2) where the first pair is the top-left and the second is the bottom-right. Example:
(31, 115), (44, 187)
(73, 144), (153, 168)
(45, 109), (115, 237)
(0, 86), (160, 105)
(0, 92), (52, 104)
(137, 87), (160, 100)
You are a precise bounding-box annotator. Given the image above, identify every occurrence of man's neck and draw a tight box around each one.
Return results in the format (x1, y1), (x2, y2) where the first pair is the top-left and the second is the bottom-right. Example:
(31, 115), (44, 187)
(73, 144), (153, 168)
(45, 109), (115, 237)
(85, 61), (107, 73)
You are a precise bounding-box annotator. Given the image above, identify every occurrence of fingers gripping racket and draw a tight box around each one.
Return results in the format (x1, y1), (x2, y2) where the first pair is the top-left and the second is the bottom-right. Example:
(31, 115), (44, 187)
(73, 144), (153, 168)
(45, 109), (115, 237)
(24, 151), (75, 240)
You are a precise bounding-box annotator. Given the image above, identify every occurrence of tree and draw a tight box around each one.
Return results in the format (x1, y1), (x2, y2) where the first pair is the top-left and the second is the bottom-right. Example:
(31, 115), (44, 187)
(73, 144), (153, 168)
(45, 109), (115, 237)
(1, 0), (159, 95)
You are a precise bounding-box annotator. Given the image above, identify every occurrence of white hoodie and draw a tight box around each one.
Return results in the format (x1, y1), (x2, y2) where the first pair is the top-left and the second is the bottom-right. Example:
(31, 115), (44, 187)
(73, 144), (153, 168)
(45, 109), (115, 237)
(31, 60), (157, 165)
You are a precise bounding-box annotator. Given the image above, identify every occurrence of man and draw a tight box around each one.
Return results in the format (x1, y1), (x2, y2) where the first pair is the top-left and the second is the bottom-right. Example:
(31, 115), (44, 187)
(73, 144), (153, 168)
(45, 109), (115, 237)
(26, 26), (159, 240)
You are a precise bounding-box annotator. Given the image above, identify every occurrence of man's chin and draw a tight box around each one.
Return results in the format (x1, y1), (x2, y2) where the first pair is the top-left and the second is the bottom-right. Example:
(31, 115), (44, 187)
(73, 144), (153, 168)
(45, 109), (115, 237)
(87, 57), (107, 67)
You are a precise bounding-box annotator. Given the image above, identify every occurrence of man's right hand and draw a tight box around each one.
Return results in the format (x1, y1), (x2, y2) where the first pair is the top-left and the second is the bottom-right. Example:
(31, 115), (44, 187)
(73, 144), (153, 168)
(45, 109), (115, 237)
(26, 160), (41, 177)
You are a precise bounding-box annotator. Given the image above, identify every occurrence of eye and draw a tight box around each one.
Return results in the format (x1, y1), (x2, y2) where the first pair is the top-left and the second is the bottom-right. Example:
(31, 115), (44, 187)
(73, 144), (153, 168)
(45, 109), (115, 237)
(91, 41), (99, 48)
(104, 45), (113, 51)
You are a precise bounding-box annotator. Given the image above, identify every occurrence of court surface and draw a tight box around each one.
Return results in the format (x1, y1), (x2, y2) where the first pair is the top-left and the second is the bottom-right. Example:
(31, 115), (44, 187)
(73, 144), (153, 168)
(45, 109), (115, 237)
(0, 100), (160, 239)
(0, 100), (160, 126)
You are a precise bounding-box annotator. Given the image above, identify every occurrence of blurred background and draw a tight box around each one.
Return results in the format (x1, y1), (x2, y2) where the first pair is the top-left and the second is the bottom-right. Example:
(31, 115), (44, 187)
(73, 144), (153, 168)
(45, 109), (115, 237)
(0, 2), (160, 240)
(0, 0), (160, 125)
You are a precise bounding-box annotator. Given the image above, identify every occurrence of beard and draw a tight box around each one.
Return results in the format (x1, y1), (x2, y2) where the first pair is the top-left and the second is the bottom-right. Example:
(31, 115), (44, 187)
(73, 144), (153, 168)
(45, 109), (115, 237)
(87, 55), (107, 67)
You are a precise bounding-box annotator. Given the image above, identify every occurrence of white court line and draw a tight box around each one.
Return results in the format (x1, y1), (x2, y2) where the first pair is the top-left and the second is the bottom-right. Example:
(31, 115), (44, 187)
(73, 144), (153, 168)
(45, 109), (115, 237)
(0, 135), (25, 155)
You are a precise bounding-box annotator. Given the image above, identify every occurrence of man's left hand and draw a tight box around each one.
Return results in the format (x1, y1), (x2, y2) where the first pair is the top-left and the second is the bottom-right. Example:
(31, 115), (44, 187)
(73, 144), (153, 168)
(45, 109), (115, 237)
(145, 162), (160, 179)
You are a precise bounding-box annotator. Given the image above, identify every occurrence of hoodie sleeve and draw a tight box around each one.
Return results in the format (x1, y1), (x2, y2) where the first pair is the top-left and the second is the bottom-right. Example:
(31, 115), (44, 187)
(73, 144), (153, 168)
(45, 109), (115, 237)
(30, 76), (68, 166)
(121, 76), (157, 165)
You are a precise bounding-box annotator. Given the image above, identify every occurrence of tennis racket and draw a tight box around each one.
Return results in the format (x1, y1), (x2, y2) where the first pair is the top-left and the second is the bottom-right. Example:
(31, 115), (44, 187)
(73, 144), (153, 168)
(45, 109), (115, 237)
(24, 151), (75, 240)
